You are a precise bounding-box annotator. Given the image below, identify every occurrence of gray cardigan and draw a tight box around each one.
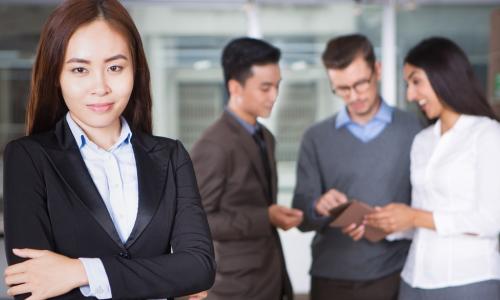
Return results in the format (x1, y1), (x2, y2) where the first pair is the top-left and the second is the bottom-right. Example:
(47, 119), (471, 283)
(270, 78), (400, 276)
(292, 108), (423, 281)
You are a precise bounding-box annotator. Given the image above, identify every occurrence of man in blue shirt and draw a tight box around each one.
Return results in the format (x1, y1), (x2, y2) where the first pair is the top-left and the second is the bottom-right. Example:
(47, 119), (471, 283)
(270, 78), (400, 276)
(292, 34), (422, 300)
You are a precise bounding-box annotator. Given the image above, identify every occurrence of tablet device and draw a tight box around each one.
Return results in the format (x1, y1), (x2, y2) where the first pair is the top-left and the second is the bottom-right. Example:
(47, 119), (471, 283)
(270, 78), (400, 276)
(329, 200), (386, 242)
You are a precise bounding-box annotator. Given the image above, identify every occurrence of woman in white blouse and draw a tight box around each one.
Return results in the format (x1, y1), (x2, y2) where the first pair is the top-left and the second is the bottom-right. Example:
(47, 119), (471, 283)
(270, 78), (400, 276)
(366, 37), (500, 299)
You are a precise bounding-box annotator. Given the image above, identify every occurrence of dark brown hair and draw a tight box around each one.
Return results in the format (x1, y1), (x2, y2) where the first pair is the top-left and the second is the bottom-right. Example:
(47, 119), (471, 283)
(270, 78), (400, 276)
(27, 0), (152, 135)
(405, 37), (497, 120)
(322, 34), (375, 70)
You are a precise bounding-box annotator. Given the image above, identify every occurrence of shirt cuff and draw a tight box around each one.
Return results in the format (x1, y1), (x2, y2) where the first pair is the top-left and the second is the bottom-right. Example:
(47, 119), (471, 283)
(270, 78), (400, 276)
(79, 258), (112, 299)
(385, 229), (414, 241)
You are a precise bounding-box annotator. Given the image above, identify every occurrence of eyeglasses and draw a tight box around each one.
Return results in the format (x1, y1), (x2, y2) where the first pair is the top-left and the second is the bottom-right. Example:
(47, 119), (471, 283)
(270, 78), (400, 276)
(332, 71), (375, 97)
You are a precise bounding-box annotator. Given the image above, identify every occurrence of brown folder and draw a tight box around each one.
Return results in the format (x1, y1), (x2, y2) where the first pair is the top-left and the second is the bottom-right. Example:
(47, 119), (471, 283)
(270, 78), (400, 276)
(328, 200), (386, 242)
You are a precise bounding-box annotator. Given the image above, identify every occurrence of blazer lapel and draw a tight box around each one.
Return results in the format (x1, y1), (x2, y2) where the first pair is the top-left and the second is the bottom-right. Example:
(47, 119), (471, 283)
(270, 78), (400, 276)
(50, 119), (123, 248)
(221, 112), (270, 197)
(124, 131), (167, 248)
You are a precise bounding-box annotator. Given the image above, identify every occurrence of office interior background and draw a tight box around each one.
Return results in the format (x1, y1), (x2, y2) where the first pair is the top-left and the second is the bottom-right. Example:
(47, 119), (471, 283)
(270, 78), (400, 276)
(0, 0), (499, 297)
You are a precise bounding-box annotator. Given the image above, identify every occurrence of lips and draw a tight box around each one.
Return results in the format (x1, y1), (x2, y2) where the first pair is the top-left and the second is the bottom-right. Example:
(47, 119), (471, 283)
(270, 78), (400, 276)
(87, 102), (114, 112)
(417, 99), (428, 112)
(418, 99), (427, 106)
(349, 100), (366, 111)
(416, 99), (432, 116)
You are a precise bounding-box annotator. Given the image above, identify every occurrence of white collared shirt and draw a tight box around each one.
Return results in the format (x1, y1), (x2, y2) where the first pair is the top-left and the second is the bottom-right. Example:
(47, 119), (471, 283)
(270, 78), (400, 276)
(401, 115), (500, 289)
(66, 113), (138, 299)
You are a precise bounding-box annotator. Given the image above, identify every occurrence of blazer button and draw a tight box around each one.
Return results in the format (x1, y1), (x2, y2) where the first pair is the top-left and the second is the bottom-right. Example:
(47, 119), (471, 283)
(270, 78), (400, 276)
(119, 251), (130, 259)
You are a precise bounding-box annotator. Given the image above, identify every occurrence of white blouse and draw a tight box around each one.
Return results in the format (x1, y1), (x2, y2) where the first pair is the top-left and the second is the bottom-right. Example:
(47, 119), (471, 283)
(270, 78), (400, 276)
(401, 115), (500, 289)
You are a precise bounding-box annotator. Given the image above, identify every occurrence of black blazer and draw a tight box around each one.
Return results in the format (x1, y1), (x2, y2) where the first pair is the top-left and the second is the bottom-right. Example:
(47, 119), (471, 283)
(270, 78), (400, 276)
(3, 118), (215, 300)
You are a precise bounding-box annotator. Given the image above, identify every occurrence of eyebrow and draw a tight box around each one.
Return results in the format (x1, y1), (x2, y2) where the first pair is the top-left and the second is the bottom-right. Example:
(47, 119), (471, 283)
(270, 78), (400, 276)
(260, 79), (282, 86)
(336, 76), (371, 89)
(65, 54), (128, 64)
(406, 70), (417, 80)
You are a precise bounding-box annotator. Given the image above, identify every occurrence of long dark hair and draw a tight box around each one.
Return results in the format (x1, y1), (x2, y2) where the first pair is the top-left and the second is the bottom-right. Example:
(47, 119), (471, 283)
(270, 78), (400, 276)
(405, 37), (497, 120)
(27, 0), (152, 135)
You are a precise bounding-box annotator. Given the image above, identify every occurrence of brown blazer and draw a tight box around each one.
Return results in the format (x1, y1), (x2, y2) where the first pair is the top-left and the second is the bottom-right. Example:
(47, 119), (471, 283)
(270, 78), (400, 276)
(191, 111), (293, 300)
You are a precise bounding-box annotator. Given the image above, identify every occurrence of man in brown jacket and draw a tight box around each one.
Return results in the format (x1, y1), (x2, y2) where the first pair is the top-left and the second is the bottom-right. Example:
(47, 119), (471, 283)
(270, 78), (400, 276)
(190, 37), (303, 300)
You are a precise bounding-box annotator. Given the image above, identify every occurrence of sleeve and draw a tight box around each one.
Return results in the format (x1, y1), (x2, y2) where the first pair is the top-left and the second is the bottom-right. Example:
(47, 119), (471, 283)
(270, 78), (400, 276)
(433, 124), (500, 237)
(100, 141), (216, 299)
(3, 140), (56, 300)
(79, 258), (112, 299)
(291, 130), (330, 232)
(385, 229), (414, 241)
(190, 139), (272, 241)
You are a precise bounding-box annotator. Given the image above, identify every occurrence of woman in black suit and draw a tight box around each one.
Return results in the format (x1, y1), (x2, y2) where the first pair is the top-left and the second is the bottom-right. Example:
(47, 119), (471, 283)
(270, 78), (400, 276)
(2, 1), (215, 299)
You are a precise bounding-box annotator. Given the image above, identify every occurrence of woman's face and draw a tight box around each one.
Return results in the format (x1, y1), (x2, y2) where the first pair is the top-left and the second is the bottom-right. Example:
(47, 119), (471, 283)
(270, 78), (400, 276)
(59, 19), (133, 132)
(403, 63), (444, 119)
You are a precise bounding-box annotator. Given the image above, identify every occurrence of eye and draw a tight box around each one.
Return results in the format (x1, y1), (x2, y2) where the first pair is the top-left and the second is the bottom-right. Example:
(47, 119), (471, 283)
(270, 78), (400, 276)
(108, 65), (123, 72)
(354, 80), (370, 92)
(71, 67), (87, 74)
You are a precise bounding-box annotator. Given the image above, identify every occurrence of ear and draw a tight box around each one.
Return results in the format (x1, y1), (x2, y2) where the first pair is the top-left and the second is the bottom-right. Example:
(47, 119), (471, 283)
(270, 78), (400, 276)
(374, 61), (382, 82)
(228, 79), (242, 98)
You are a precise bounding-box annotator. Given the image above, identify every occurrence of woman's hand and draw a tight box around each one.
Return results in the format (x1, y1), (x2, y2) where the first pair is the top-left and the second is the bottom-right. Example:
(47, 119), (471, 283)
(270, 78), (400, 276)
(188, 291), (208, 300)
(4, 248), (88, 300)
(365, 203), (417, 233)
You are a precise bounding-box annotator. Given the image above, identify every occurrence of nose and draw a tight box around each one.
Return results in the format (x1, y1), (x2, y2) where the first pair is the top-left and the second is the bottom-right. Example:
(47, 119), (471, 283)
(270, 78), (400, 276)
(406, 85), (416, 103)
(347, 88), (360, 102)
(270, 87), (279, 103)
(92, 71), (111, 96)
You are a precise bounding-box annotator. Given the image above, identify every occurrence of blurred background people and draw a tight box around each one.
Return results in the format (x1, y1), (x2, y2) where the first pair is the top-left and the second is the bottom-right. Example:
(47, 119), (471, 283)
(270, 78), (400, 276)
(366, 37), (500, 300)
(292, 34), (422, 300)
(191, 37), (303, 300)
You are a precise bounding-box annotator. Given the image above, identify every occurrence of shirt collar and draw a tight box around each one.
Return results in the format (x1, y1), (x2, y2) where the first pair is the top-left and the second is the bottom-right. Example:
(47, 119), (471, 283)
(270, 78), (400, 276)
(66, 112), (132, 150)
(432, 114), (473, 138)
(335, 99), (393, 129)
(225, 108), (259, 135)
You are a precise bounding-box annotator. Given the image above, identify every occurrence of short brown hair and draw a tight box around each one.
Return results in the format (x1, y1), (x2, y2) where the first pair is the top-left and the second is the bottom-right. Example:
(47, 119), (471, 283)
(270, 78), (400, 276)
(27, 0), (152, 135)
(322, 34), (375, 70)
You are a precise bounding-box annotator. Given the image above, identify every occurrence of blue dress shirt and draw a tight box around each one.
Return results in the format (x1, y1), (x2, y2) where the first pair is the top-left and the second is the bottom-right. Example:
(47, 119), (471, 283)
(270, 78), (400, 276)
(66, 113), (138, 299)
(226, 108), (259, 134)
(335, 100), (394, 143)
